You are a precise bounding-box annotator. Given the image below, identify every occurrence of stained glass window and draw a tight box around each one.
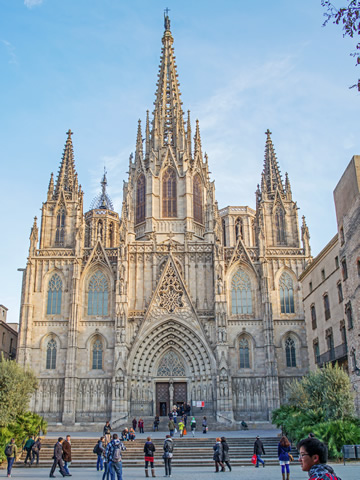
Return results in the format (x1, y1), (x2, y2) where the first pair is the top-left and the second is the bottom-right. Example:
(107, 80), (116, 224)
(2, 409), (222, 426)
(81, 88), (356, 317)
(92, 338), (103, 369)
(162, 168), (177, 217)
(285, 337), (296, 367)
(136, 174), (146, 224)
(239, 337), (250, 368)
(47, 274), (62, 315)
(46, 339), (57, 369)
(193, 174), (203, 224)
(275, 208), (286, 245)
(55, 208), (66, 246)
(279, 272), (294, 313)
(231, 270), (252, 314)
(88, 271), (109, 316)
(157, 351), (186, 376)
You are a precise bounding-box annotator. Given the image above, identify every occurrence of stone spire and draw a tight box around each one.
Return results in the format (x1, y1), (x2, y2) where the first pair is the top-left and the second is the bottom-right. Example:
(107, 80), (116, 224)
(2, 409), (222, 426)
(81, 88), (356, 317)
(187, 110), (192, 157)
(89, 168), (114, 211)
(47, 172), (54, 200)
(145, 110), (150, 166)
(261, 129), (284, 197)
(194, 119), (203, 159)
(285, 172), (292, 200)
(54, 129), (77, 199)
(135, 119), (144, 166)
(151, 12), (186, 151)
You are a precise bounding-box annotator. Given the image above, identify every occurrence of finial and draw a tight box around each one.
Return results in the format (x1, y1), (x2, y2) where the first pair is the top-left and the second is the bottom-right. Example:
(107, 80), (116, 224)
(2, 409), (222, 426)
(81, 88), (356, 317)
(164, 7), (171, 31)
(66, 129), (73, 137)
(265, 129), (272, 137)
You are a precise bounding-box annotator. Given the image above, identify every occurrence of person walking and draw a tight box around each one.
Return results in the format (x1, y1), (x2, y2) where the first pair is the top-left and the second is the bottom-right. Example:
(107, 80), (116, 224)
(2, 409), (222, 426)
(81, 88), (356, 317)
(49, 437), (68, 478)
(132, 418), (137, 432)
(202, 416), (208, 434)
(96, 436), (106, 471)
(221, 437), (232, 472)
(138, 418), (144, 434)
(213, 437), (224, 473)
(23, 435), (35, 465)
(278, 436), (291, 480)
(144, 436), (156, 477)
(105, 433), (126, 480)
(178, 419), (185, 438)
(153, 415), (160, 432)
(254, 435), (265, 468)
(168, 418), (175, 437)
(5, 438), (17, 478)
(163, 434), (174, 478)
(62, 435), (72, 476)
(31, 436), (41, 465)
(190, 417), (196, 437)
(103, 421), (112, 444)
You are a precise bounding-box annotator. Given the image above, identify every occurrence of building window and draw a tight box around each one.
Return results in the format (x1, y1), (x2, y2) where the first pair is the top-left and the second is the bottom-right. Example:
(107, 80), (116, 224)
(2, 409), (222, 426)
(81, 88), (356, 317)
(313, 339), (320, 364)
(337, 281), (343, 303)
(321, 269), (325, 281)
(323, 294), (331, 320)
(309, 281), (313, 293)
(357, 259), (360, 276)
(162, 168), (177, 217)
(345, 302), (353, 329)
(311, 304), (317, 329)
(235, 217), (243, 242)
(193, 174), (203, 224)
(231, 269), (252, 314)
(285, 337), (296, 367)
(136, 174), (146, 224)
(340, 226), (345, 245)
(2, 332), (5, 344)
(279, 272), (294, 314)
(335, 256), (339, 269)
(351, 350), (358, 371)
(92, 337), (103, 370)
(55, 208), (66, 246)
(239, 337), (250, 368)
(46, 339), (57, 369)
(88, 271), (109, 316)
(341, 258), (348, 280)
(275, 208), (286, 245)
(326, 329), (335, 360)
(47, 274), (62, 315)
(340, 320), (347, 345)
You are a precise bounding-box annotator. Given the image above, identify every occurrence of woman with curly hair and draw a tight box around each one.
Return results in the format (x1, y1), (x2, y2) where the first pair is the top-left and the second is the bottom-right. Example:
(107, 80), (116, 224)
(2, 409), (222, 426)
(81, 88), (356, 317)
(278, 435), (291, 480)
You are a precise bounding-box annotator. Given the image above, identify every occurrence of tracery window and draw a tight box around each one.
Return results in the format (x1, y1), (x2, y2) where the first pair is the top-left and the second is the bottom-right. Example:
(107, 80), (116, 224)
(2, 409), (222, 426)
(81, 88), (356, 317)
(285, 337), (296, 367)
(136, 174), (146, 224)
(92, 337), (103, 370)
(193, 174), (203, 224)
(55, 208), (66, 246)
(46, 339), (57, 369)
(88, 271), (109, 316)
(239, 337), (250, 368)
(279, 272), (294, 313)
(275, 207), (286, 245)
(162, 168), (177, 217)
(235, 217), (243, 242)
(231, 269), (252, 315)
(157, 351), (186, 376)
(47, 274), (62, 315)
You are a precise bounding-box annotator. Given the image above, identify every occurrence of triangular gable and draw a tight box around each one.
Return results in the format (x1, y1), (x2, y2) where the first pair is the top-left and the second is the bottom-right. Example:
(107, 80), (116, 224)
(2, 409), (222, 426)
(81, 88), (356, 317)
(273, 187), (286, 212)
(161, 145), (181, 176)
(84, 239), (113, 271)
(228, 236), (258, 277)
(54, 190), (68, 213)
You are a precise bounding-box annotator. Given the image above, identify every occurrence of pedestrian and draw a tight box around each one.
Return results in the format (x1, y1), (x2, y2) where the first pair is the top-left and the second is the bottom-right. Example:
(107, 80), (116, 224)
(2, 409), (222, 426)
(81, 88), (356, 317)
(62, 435), (72, 476)
(153, 415), (160, 432)
(190, 417), (196, 437)
(104, 421), (112, 444)
(163, 434), (174, 478)
(298, 437), (342, 480)
(178, 419), (185, 437)
(23, 435), (35, 465)
(144, 436), (156, 477)
(31, 436), (41, 465)
(172, 408), (177, 425)
(278, 435), (291, 480)
(49, 437), (68, 478)
(221, 436), (232, 472)
(139, 418), (145, 434)
(102, 435), (111, 480)
(213, 437), (225, 473)
(168, 418), (175, 437)
(96, 436), (106, 471)
(254, 435), (265, 468)
(129, 428), (136, 441)
(5, 438), (17, 478)
(202, 416), (208, 434)
(132, 417), (137, 431)
(105, 433), (126, 480)
(121, 428), (129, 441)
(183, 413), (187, 427)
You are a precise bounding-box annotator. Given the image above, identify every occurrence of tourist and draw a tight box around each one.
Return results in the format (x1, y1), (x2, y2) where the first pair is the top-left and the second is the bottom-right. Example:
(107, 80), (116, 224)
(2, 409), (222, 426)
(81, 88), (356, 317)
(5, 438), (17, 478)
(49, 437), (67, 478)
(168, 417), (175, 437)
(153, 415), (160, 432)
(104, 421), (112, 444)
(31, 436), (41, 465)
(144, 435), (156, 477)
(202, 416), (208, 434)
(102, 435), (111, 480)
(178, 418), (185, 437)
(298, 437), (342, 480)
(163, 434), (174, 478)
(121, 428), (129, 441)
(132, 417), (137, 431)
(172, 408), (177, 425)
(213, 437), (225, 473)
(138, 418), (144, 434)
(96, 436), (106, 471)
(23, 435), (35, 465)
(254, 435), (265, 467)
(190, 417), (196, 437)
(183, 413), (187, 428)
(128, 428), (136, 441)
(278, 436), (291, 480)
(221, 437), (232, 472)
(62, 435), (72, 476)
(105, 433), (126, 480)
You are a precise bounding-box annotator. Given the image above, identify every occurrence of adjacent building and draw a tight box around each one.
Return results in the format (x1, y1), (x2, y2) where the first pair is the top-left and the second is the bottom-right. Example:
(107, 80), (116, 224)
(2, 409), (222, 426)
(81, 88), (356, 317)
(0, 305), (18, 360)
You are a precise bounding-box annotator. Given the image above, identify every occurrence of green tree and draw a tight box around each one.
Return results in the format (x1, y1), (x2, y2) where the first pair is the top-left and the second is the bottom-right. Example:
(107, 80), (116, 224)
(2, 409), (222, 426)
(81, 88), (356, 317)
(321, 1), (360, 90)
(0, 356), (38, 427)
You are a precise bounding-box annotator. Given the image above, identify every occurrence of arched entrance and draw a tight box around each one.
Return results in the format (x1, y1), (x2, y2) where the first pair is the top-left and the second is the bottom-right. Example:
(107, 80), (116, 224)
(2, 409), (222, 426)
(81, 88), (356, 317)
(155, 350), (187, 416)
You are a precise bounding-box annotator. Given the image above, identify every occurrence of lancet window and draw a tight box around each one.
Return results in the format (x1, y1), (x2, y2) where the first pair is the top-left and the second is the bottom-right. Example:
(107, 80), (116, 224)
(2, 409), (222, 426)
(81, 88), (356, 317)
(239, 337), (250, 368)
(136, 174), (146, 224)
(47, 274), (62, 315)
(285, 337), (296, 367)
(162, 168), (177, 217)
(193, 174), (203, 224)
(92, 337), (103, 370)
(231, 269), (252, 315)
(275, 207), (286, 245)
(46, 339), (57, 369)
(88, 271), (109, 316)
(55, 208), (66, 246)
(279, 272), (294, 313)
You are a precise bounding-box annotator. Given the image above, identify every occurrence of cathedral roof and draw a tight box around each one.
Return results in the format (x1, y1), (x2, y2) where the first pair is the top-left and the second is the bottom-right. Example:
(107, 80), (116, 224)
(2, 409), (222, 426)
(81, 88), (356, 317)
(89, 169), (114, 211)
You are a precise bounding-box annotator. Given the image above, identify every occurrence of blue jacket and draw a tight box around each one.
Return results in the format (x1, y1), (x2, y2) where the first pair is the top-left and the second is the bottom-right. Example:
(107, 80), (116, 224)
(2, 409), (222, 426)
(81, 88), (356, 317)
(278, 444), (291, 461)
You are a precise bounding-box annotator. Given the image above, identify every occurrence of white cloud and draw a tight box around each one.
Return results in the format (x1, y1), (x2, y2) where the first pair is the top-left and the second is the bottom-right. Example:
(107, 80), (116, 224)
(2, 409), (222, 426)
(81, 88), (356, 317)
(1, 40), (18, 65)
(24, 0), (44, 8)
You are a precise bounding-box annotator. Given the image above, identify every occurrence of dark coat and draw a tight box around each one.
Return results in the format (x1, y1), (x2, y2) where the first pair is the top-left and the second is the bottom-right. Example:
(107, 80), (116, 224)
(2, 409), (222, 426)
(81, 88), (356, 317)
(221, 440), (230, 462)
(53, 442), (64, 460)
(62, 440), (72, 462)
(213, 442), (223, 462)
(278, 444), (291, 462)
(254, 439), (265, 455)
(144, 441), (156, 458)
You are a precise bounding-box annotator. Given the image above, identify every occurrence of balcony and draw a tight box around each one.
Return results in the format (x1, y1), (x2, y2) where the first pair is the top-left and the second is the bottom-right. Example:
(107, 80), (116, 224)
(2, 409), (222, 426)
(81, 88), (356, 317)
(316, 343), (348, 367)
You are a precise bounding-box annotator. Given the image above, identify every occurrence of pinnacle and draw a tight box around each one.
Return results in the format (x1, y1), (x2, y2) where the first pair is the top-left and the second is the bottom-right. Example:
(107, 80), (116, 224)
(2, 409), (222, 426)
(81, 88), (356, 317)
(54, 130), (77, 199)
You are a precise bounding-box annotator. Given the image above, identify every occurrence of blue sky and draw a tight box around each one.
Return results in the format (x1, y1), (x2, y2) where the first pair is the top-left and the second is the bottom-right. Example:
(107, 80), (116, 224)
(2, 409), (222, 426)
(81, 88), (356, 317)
(1, 0), (359, 323)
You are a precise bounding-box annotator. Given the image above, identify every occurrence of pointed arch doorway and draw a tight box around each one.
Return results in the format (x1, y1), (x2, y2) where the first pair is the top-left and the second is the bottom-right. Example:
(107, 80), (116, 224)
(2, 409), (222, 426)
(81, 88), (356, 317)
(155, 350), (187, 416)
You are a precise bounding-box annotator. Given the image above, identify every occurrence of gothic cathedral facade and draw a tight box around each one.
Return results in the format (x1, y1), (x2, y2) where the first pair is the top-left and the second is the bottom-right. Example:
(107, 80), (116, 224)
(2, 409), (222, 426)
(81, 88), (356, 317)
(18, 16), (312, 426)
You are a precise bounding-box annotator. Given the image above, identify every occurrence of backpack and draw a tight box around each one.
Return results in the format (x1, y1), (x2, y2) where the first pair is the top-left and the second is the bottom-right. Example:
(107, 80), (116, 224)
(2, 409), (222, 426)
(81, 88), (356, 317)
(5, 444), (13, 457)
(112, 444), (122, 463)
(93, 442), (100, 454)
(164, 440), (173, 453)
